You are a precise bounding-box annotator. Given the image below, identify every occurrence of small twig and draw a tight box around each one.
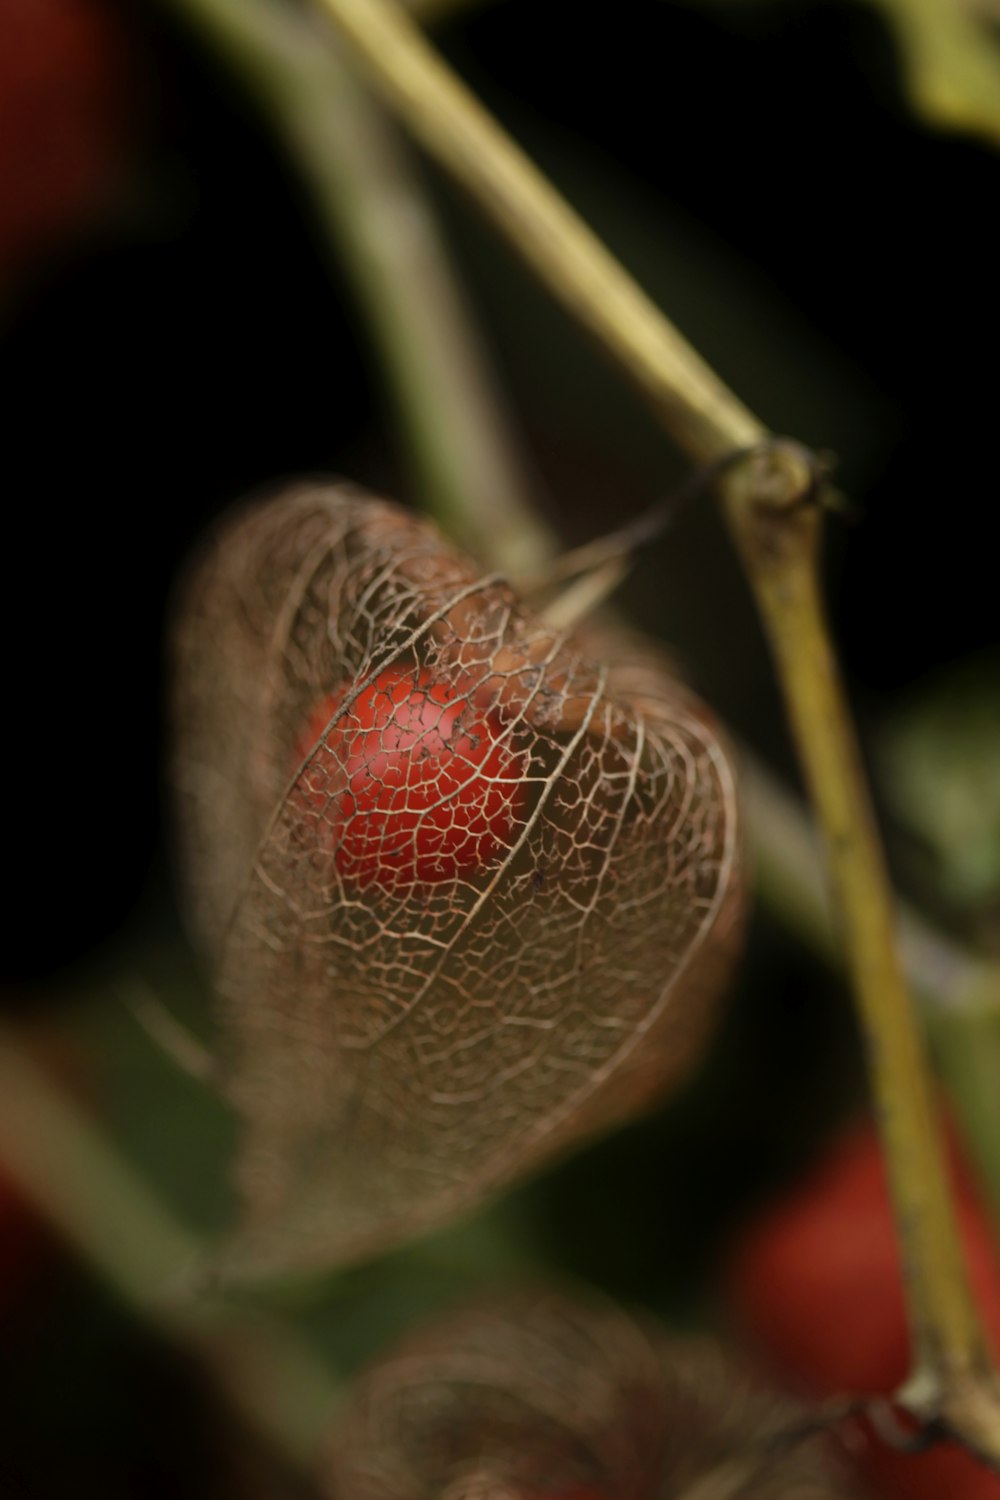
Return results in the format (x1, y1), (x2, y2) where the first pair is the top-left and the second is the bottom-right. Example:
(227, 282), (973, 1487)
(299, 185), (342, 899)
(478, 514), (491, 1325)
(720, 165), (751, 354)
(517, 446), (758, 596)
(530, 448), (755, 623)
(675, 1397), (867, 1500)
(538, 554), (631, 631)
(866, 1397), (945, 1454)
(123, 978), (216, 1083)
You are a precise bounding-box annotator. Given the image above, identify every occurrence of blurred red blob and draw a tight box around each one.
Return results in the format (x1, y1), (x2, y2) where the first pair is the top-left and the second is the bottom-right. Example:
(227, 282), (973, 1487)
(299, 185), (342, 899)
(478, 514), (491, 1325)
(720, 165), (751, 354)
(0, 0), (131, 277)
(293, 666), (527, 889)
(724, 1114), (1000, 1499)
(0, 1163), (51, 1327)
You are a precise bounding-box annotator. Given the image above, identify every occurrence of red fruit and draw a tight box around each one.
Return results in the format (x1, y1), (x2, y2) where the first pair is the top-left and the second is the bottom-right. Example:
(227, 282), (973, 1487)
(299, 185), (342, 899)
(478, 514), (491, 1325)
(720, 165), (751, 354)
(0, 0), (131, 277)
(292, 666), (526, 889)
(0, 1163), (51, 1325)
(724, 1114), (1000, 1499)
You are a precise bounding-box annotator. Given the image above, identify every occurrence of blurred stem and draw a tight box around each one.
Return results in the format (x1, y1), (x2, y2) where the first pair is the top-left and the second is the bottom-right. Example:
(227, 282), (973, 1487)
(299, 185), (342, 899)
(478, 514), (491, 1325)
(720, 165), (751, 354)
(0, 1026), (198, 1300)
(165, 0), (553, 575)
(308, 0), (1000, 1463)
(0, 1026), (340, 1467)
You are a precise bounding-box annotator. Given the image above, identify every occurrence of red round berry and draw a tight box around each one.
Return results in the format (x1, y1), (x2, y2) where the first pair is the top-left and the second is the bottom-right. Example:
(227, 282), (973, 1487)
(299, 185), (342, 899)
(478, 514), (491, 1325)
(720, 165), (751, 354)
(724, 1114), (1000, 1500)
(293, 666), (526, 890)
(0, 0), (131, 276)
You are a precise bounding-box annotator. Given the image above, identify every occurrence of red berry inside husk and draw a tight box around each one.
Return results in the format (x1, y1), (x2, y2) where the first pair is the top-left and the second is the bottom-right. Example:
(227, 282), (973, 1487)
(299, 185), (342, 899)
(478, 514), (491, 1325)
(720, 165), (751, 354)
(293, 666), (526, 890)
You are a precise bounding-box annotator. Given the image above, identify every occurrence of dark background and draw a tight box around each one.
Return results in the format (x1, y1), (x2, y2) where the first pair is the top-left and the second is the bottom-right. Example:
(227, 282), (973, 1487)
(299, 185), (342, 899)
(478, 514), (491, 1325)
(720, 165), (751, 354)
(1, 2), (998, 1496)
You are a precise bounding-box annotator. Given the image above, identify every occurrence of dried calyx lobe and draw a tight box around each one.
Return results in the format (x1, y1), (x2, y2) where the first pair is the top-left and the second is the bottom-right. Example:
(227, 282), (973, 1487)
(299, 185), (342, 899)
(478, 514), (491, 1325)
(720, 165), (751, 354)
(170, 483), (743, 1277)
(327, 1287), (860, 1499)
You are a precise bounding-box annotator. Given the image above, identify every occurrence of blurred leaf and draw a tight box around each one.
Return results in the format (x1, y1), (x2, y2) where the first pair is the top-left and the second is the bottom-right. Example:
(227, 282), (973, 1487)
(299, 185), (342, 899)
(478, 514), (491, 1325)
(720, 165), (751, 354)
(878, 649), (1000, 923)
(869, 0), (1000, 150)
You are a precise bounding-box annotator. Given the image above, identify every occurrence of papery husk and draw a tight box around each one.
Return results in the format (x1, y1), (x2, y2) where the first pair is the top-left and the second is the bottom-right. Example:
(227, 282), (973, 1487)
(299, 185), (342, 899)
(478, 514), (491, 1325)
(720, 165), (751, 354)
(170, 483), (743, 1277)
(327, 1287), (860, 1499)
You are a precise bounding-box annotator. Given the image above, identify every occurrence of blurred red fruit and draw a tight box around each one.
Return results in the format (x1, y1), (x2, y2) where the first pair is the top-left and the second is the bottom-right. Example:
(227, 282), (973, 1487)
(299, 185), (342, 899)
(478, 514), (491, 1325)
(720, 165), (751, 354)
(0, 0), (130, 277)
(0, 1163), (50, 1326)
(724, 1114), (1000, 1499)
(293, 666), (526, 889)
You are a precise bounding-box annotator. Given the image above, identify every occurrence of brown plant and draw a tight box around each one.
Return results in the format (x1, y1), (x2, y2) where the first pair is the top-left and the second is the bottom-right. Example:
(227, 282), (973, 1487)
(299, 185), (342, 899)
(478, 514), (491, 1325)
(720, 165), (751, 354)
(170, 482), (743, 1277)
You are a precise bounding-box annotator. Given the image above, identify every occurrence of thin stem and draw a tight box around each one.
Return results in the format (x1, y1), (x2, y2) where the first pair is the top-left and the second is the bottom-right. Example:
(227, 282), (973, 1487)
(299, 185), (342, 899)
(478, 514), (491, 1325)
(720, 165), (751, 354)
(305, 0), (1000, 1462)
(124, 977), (216, 1082)
(310, 0), (763, 464)
(538, 556), (632, 630)
(166, 0), (553, 575)
(0, 1028), (199, 1301)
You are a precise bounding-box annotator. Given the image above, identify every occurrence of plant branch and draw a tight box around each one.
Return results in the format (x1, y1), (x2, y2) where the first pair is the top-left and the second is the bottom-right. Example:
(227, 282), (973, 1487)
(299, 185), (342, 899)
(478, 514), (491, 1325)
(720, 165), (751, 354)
(165, 0), (553, 575)
(304, 0), (1000, 1463)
